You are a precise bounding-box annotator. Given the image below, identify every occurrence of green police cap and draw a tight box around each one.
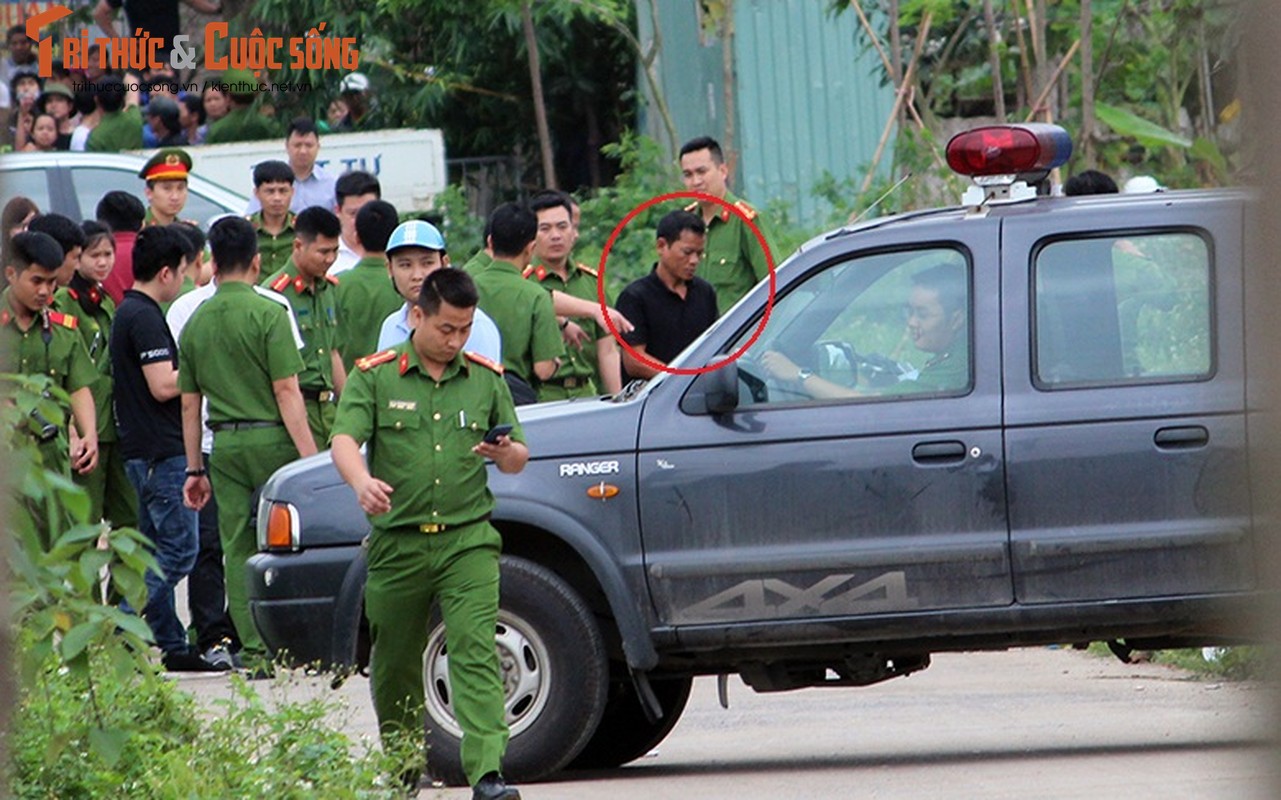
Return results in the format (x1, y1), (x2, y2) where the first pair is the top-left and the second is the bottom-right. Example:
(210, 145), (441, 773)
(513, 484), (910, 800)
(139, 147), (193, 181)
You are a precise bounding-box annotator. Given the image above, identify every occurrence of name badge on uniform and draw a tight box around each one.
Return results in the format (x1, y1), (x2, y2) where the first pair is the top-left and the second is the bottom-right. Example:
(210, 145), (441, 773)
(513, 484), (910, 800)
(388, 400), (417, 411)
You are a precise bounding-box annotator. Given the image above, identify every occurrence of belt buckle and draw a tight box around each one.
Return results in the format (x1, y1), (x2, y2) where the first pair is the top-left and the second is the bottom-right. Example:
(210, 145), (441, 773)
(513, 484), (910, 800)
(419, 523), (446, 534)
(564, 378), (578, 389)
(319, 390), (335, 403)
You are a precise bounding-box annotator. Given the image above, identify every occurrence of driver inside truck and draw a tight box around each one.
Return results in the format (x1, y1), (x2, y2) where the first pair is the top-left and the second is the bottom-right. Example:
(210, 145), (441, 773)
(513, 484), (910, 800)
(760, 261), (968, 399)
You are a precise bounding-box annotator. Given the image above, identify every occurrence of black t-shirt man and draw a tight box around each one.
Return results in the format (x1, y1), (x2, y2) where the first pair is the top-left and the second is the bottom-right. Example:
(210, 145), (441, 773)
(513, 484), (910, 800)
(616, 264), (718, 379)
(110, 288), (184, 460)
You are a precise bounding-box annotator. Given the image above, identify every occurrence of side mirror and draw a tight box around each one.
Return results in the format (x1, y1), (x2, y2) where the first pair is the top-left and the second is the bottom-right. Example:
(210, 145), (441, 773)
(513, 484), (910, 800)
(680, 361), (739, 415)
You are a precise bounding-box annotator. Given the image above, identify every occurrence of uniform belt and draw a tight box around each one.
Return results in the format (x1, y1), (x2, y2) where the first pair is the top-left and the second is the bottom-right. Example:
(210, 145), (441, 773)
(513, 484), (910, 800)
(415, 513), (491, 534)
(300, 388), (336, 403)
(208, 420), (283, 432)
(544, 376), (587, 389)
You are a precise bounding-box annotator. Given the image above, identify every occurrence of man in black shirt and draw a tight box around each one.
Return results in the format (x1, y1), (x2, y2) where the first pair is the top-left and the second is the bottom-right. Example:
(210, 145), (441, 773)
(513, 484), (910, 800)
(616, 210), (718, 380)
(110, 226), (225, 672)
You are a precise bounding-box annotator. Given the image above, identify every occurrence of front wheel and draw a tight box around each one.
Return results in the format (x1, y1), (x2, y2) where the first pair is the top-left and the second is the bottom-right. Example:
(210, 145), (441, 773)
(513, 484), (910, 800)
(422, 556), (609, 785)
(568, 673), (693, 769)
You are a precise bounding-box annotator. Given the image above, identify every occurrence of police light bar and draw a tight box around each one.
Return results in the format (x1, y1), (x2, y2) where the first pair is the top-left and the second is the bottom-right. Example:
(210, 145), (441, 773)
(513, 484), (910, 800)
(946, 124), (1073, 177)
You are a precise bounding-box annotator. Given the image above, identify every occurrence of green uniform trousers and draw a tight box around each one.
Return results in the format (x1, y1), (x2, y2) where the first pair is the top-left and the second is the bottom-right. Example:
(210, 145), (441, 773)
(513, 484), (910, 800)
(209, 426), (298, 661)
(304, 397), (337, 450)
(365, 521), (508, 786)
(74, 441), (138, 529)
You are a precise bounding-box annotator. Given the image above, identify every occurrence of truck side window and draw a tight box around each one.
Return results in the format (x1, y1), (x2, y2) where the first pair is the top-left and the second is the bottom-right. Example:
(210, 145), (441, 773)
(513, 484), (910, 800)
(735, 247), (973, 406)
(1033, 231), (1212, 388)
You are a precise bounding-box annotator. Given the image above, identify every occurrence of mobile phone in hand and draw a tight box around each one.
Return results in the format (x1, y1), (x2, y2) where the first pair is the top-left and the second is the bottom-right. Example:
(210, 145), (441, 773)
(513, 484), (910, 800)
(483, 424), (514, 444)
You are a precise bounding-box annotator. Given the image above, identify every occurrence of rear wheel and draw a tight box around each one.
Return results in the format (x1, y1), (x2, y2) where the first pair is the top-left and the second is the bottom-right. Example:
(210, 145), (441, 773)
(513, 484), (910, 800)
(422, 556), (608, 785)
(567, 672), (693, 769)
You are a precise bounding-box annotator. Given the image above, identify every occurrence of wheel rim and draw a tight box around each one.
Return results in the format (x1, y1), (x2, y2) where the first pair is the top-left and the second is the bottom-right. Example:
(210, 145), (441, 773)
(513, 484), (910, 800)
(422, 610), (552, 739)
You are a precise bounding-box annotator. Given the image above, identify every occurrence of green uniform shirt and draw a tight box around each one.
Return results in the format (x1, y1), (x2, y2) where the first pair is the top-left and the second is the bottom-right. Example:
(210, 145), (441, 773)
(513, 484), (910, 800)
(884, 341), (970, 396)
(204, 106), (280, 145)
(52, 285), (116, 441)
(0, 292), (97, 419)
(692, 192), (774, 315)
(332, 344), (524, 529)
(524, 260), (601, 398)
(86, 106), (143, 152)
(178, 281), (304, 424)
(460, 249), (494, 276)
(260, 261), (341, 392)
(249, 212), (297, 279)
(471, 259), (565, 384)
(333, 254), (402, 374)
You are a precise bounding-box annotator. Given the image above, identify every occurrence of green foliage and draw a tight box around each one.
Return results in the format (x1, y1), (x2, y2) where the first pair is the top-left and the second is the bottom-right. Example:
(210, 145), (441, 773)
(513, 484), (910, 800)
(5, 374), (414, 797)
(575, 131), (679, 299)
(12, 654), (414, 798)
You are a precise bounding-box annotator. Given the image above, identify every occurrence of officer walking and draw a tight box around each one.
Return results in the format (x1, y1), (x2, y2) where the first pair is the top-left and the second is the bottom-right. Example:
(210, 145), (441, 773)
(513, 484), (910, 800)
(260, 206), (345, 449)
(331, 267), (526, 800)
(247, 160), (298, 278)
(179, 217), (317, 673)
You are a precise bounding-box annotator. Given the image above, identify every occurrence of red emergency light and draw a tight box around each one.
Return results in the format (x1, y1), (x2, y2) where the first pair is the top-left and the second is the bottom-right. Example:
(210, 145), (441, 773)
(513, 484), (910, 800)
(945, 124), (1073, 177)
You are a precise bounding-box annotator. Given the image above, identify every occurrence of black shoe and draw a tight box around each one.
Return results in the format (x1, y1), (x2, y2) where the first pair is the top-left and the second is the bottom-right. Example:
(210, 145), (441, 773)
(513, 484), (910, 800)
(162, 648), (228, 672)
(472, 772), (521, 800)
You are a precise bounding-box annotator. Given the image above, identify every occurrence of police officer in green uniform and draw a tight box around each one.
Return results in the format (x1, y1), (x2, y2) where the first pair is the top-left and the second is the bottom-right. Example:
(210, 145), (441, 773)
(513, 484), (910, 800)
(204, 69), (280, 144)
(679, 136), (775, 315)
(179, 217), (318, 670)
(260, 207), (345, 449)
(85, 74), (143, 152)
(332, 267), (526, 800)
(525, 191), (617, 400)
(2, 232), (99, 494)
(470, 203), (565, 389)
(247, 160), (298, 278)
(761, 261), (970, 397)
(139, 148), (195, 228)
(52, 221), (137, 530)
(333, 200), (403, 373)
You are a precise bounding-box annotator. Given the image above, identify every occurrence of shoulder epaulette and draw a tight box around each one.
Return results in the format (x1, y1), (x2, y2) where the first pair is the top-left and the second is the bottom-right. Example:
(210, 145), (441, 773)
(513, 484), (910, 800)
(521, 265), (536, 279)
(575, 262), (599, 278)
(355, 350), (397, 371)
(67, 288), (80, 300)
(734, 199), (758, 221)
(524, 265), (549, 282)
(270, 274), (291, 293)
(465, 351), (504, 375)
(48, 311), (78, 330)
(684, 200), (699, 213)
(325, 274), (340, 286)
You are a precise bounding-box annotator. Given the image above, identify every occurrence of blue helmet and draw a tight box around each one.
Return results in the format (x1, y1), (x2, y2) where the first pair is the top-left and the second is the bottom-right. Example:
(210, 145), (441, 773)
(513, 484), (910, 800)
(386, 219), (446, 254)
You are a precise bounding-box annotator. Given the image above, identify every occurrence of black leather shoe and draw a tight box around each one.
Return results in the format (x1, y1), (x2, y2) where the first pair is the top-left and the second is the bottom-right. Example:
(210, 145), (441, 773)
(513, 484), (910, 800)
(472, 772), (521, 800)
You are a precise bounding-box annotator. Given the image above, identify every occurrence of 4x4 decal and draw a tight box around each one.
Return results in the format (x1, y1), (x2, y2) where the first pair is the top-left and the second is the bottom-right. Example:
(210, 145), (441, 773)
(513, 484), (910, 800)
(676, 571), (917, 621)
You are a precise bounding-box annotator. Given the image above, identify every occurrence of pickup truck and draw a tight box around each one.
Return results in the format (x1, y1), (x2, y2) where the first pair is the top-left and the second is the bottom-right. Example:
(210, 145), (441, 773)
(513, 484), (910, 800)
(246, 124), (1262, 785)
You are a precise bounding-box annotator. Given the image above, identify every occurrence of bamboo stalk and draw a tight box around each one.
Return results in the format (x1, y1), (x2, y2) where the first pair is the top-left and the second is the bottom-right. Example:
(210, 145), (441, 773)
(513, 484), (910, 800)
(859, 12), (933, 196)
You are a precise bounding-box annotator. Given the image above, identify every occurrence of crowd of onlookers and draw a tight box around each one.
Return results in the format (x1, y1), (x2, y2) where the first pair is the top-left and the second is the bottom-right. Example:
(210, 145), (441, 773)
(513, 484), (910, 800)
(1, 22), (374, 153)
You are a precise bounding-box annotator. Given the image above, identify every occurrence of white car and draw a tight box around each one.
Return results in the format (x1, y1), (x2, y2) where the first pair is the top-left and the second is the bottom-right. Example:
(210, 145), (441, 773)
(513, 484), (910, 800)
(0, 151), (248, 229)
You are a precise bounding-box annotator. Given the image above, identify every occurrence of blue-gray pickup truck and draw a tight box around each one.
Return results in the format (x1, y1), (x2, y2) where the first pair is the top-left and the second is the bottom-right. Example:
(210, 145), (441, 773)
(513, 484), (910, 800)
(246, 125), (1263, 785)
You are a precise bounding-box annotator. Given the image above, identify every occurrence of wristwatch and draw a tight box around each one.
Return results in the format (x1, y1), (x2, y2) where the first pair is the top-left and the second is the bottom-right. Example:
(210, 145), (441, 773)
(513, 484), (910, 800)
(796, 368), (813, 383)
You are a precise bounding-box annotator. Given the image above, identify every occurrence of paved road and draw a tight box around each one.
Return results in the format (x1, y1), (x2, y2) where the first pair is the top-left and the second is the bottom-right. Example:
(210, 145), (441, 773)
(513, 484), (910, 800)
(176, 647), (1275, 799)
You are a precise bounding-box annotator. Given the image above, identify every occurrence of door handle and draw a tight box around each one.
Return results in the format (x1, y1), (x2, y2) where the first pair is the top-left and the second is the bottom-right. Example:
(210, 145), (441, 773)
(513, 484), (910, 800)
(912, 440), (967, 464)
(1154, 426), (1209, 450)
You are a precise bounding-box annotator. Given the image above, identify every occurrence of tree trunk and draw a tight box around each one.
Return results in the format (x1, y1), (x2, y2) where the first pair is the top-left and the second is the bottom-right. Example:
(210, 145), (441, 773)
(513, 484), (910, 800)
(982, 0), (1006, 122)
(721, 0), (737, 176)
(521, 1), (558, 190)
(1080, 0), (1095, 166)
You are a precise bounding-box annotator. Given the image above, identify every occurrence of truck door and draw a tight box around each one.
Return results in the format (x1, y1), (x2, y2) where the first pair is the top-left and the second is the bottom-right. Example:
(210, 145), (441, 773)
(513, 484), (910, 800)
(636, 228), (1011, 628)
(1001, 196), (1252, 603)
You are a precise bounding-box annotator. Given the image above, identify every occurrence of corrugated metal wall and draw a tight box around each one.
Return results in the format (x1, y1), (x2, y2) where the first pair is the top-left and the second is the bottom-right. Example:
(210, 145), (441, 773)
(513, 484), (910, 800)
(637, 0), (894, 227)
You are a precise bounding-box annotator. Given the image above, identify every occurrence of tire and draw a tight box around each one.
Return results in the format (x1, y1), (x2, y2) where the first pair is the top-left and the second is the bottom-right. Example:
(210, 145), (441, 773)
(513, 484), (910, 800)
(568, 672), (693, 769)
(422, 556), (608, 785)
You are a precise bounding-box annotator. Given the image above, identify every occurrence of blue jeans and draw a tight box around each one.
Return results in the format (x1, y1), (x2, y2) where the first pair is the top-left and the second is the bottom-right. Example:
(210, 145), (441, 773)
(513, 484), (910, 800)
(125, 455), (199, 655)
